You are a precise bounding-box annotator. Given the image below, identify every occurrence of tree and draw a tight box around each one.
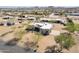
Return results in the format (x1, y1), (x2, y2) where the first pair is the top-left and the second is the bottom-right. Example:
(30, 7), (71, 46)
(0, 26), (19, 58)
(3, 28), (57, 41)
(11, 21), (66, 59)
(66, 18), (76, 33)
(59, 11), (65, 16)
(43, 10), (49, 16)
(55, 33), (75, 50)
(66, 18), (79, 32)
(74, 24), (79, 31)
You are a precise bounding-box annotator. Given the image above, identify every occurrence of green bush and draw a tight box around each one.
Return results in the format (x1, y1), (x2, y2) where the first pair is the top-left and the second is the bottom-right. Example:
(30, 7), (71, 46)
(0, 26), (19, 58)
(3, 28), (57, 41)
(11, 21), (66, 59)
(74, 24), (79, 31)
(66, 20), (75, 32)
(55, 33), (75, 50)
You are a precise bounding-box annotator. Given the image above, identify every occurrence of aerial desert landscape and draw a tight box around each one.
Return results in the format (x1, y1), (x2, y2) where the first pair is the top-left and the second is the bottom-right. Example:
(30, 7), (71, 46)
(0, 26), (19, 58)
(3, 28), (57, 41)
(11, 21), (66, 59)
(0, 6), (79, 53)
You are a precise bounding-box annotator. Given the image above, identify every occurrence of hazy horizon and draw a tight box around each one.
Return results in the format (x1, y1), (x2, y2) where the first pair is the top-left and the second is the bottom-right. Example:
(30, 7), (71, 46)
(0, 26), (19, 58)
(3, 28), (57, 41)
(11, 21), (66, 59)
(0, 6), (79, 8)
(0, 0), (79, 7)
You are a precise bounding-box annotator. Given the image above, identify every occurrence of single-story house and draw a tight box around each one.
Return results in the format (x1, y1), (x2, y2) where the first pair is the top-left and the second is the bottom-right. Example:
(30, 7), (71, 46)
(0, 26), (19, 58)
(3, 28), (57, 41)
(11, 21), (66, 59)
(27, 16), (36, 21)
(54, 19), (67, 24)
(66, 13), (79, 16)
(30, 22), (52, 35)
(2, 15), (14, 19)
(18, 18), (26, 20)
(0, 20), (15, 26)
(17, 15), (27, 21)
(40, 17), (67, 25)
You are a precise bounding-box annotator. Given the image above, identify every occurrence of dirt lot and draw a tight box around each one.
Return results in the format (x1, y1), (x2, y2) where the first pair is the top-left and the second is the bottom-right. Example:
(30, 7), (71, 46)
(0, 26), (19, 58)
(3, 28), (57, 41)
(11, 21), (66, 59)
(37, 35), (56, 53)
(0, 21), (65, 53)
(0, 20), (79, 53)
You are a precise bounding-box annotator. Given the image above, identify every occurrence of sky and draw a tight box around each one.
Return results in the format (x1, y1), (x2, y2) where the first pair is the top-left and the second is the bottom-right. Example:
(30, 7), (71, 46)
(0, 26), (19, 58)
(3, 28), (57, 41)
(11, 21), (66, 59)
(0, 0), (79, 7)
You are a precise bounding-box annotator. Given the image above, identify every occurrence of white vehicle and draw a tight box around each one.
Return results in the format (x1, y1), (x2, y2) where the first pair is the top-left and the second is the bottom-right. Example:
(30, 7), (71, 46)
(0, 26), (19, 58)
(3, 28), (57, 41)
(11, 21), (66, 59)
(30, 22), (52, 35)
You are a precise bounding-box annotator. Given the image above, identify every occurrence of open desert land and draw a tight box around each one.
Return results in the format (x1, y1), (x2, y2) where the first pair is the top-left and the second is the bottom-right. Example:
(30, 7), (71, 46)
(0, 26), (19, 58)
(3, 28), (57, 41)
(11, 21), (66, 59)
(0, 20), (78, 53)
(0, 20), (63, 52)
(0, 6), (79, 53)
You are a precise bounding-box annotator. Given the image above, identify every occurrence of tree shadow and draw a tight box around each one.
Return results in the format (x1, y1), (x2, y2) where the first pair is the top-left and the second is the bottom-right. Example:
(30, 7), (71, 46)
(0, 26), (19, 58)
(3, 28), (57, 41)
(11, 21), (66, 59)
(5, 38), (19, 46)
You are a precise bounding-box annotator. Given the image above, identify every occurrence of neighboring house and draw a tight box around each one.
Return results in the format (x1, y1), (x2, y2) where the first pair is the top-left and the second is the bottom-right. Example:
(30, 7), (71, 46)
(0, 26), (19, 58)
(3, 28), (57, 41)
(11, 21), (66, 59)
(2, 15), (14, 19)
(18, 18), (26, 21)
(18, 15), (27, 20)
(40, 17), (67, 25)
(30, 22), (52, 35)
(54, 19), (67, 24)
(66, 13), (79, 16)
(0, 20), (15, 26)
(27, 16), (36, 21)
